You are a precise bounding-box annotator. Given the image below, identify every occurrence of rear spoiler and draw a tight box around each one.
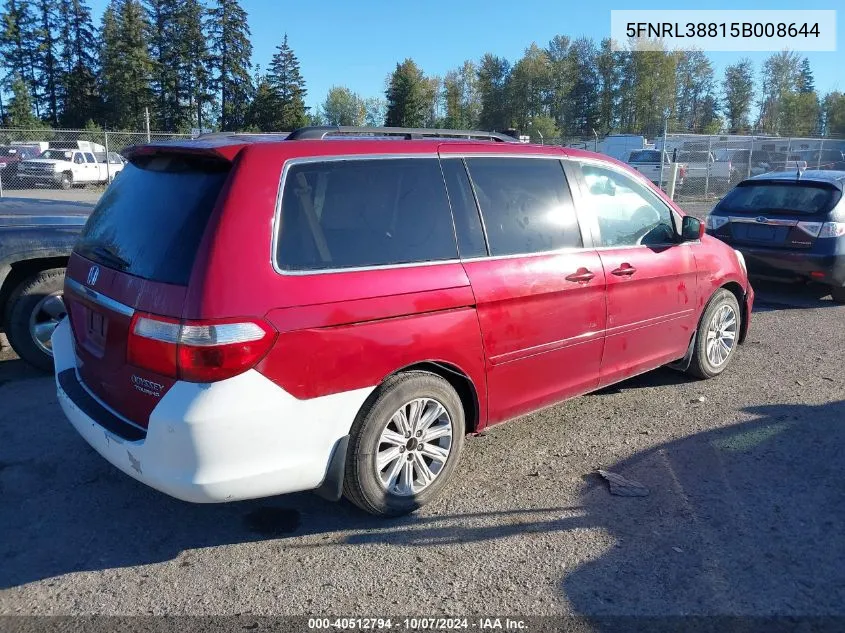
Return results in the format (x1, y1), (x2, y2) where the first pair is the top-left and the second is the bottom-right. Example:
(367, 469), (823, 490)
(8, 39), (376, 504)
(123, 140), (243, 162)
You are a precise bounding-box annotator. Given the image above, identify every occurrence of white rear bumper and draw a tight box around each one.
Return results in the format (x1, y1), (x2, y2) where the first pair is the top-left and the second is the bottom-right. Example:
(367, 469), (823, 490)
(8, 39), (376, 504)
(52, 318), (374, 503)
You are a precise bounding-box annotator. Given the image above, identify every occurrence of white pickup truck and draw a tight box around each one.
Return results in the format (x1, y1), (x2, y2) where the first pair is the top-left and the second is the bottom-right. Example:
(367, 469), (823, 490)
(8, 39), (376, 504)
(17, 147), (125, 189)
(627, 149), (687, 189)
(676, 150), (734, 192)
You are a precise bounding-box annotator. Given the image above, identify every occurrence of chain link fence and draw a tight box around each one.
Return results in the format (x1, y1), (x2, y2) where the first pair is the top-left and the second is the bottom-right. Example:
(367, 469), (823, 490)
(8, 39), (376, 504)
(0, 128), (192, 199)
(555, 131), (845, 201)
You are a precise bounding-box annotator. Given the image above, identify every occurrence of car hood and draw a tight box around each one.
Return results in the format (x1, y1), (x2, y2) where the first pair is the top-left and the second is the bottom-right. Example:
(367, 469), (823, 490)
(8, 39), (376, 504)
(0, 197), (94, 227)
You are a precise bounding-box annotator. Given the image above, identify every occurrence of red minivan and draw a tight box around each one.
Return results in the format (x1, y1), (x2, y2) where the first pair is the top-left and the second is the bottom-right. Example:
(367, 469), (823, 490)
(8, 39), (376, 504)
(53, 126), (754, 516)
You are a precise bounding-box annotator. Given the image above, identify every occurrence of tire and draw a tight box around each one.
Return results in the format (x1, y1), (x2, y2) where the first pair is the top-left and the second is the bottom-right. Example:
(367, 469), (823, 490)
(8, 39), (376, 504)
(58, 172), (72, 190)
(4, 268), (66, 372)
(831, 286), (845, 304)
(343, 371), (466, 517)
(687, 288), (741, 380)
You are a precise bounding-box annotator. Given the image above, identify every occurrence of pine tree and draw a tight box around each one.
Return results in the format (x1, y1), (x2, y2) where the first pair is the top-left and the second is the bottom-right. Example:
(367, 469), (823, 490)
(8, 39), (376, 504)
(266, 33), (307, 130)
(207, 0), (252, 130)
(722, 59), (754, 133)
(674, 51), (715, 133)
(178, 0), (212, 131)
(144, 0), (179, 129)
(0, 0), (39, 113)
(4, 72), (38, 125)
(33, 0), (60, 124)
(798, 57), (815, 94)
(385, 58), (429, 127)
(100, 0), (154, 129)
(57, 0), (98, 126)
(564, 38), (599, 136)
(476, 54), (510, 131)
(596, 38), (621, 134)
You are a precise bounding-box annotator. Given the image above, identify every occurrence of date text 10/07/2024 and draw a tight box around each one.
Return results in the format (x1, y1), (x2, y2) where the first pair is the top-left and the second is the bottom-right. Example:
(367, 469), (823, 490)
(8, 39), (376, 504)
(626, 22), (821, 39)
(307, 618), (529, 630)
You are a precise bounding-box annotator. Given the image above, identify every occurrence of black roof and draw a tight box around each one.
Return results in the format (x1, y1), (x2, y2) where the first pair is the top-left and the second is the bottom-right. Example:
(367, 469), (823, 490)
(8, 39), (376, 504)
(747, 170), (845, 190)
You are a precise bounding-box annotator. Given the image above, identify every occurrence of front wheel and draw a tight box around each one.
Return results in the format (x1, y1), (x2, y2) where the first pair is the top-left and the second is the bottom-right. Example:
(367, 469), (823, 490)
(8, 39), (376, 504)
(4, 268), (66, 371)
(58, 172), (72, 190)
(686, 289), (741, 380)
(343, 371), (465, 517)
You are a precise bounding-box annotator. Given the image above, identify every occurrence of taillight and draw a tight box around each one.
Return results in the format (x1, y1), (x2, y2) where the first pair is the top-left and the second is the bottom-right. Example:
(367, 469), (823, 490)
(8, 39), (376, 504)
(705, 215), (729, 230)
(127, 313), (277, 382)
(796, 221), (823, 237)
(818, 222), (845, 238)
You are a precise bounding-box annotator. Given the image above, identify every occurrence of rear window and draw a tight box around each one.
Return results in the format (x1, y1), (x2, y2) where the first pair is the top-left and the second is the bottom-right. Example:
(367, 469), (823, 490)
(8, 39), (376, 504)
(718, 182), (842, 216)
(276, 158), (457, 272)
(76, 154), (229, 285)
(629, 150), (660, 163)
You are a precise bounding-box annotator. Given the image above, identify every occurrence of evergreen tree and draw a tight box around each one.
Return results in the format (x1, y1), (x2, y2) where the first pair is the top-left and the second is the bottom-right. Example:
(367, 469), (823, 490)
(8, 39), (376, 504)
(56, 0), (97, 126)
(821, 92), (845, 136)
(100, 0), (154, 129)
(596, 38), (622, 134)
(247, 74), (277, 131)
(0, 0), (39, 112)
(144, 0), (179, 129)
(178, 0), (212, 131)
(798, 57), (815, 94)
(385, 58), (428, 127)
(476, 54), (510, 131)
(757, 51), (801, 133)
(722, 59), (754, 133)
(266, 33), (307, 130)
(674, 50), (715, 133)
(207, 0), (252, 130)
(564, 37), (599, 136)
(4, 73), (38, 125)
(546, 35), (572, 133)
(507, 43), (553, 134)
(33, 0), (59, 124)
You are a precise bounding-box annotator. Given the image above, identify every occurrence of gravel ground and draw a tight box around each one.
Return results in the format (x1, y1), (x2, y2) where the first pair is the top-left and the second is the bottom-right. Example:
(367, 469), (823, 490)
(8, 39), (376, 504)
(1, 282), (843, 618)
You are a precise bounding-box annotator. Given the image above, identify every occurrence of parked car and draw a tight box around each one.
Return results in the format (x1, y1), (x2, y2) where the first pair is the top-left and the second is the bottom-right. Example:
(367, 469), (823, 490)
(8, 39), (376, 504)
(52, 125), (753, 517)
(706, 170), (845, 303)
(627, 149), (686, 189)
(0, 197), (94, 370)
(17, 147), (123, 189)
(753, 151), (808, 173)
(0, 144), (42, 185)
(677, 150), (734, 191)
(795, 149), (845, 171)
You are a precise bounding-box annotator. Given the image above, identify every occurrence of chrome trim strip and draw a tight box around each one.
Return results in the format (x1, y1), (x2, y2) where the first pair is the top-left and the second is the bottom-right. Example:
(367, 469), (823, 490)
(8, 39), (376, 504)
(278, 258), (463, 276)
(66, 278), (135, 317)
(0, 215), (88, 227)
(728, 216), (797, 226)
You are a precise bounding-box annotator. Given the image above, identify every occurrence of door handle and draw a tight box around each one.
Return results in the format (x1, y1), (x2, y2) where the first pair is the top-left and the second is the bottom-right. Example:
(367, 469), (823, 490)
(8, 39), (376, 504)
(611, 264), (637, 276)
(565, 268), (595, 283)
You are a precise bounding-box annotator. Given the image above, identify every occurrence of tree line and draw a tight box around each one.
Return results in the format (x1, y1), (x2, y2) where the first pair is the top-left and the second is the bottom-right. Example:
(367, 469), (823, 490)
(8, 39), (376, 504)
(1, 0), (844, 139)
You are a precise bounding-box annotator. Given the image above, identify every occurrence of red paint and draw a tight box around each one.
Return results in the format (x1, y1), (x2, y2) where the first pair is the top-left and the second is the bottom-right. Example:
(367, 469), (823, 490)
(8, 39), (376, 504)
(65, 136), (753, 432)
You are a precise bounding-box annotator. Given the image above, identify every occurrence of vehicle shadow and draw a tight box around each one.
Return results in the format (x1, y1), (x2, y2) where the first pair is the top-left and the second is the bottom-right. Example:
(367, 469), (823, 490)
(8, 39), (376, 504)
(751, 280), (841, 311)
(0, 369), (593, 589)
(561, 399), (845, 616)
(0, 354), (47, 385)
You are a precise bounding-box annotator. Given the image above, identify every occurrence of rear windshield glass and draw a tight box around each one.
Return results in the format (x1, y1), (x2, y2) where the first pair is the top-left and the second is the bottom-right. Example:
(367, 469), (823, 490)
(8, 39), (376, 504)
(76, 154), (229, 285)
(718, 182), (842, 216)
(276, 158), (457, 271)
(628, 150), (660, 163)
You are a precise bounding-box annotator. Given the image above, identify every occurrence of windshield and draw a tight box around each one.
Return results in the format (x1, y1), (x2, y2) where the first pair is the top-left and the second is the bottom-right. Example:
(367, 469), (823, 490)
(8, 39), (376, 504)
(718, 182), (841, 215)
(39, 149), (74, 160)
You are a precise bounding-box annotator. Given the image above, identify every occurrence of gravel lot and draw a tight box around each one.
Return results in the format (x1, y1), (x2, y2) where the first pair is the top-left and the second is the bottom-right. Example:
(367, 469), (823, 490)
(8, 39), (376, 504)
(1, 281), (843, 618)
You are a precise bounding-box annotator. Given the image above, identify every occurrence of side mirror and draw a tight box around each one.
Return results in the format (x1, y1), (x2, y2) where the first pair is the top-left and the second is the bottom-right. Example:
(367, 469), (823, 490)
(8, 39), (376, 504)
(681, 216), (704, 242)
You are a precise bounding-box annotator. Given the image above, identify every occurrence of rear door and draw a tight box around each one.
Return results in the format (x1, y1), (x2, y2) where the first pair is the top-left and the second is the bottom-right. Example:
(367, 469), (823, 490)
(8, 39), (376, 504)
(71, 152), (86, 181)
(64, 151), (231, 429)
(439, 149), (606, 424)
(83, 152), (98, 182)
(571, 160), (698, 386)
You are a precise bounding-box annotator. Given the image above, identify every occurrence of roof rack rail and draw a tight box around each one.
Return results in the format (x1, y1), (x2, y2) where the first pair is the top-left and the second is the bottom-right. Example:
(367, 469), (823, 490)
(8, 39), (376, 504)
(286, 126), (517, 143)
(196, 131), (291, 139)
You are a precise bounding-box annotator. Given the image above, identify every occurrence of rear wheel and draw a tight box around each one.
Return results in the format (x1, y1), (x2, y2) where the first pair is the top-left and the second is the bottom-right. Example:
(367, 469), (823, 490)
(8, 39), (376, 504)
(830, 286), (845, 304)
(343, 371), (465, 517)
(5, 268), (66, 372)
(687, 289), (741, 379)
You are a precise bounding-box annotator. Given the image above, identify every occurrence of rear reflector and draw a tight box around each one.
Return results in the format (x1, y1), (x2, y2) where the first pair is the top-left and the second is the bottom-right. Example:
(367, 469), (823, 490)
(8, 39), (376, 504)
(127, 313), (277, 382)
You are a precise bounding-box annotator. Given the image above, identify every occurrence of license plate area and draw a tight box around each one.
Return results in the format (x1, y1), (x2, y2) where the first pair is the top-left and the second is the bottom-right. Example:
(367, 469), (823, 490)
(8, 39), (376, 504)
(84, 307), (108, 355)
(747, 225), (776, 240)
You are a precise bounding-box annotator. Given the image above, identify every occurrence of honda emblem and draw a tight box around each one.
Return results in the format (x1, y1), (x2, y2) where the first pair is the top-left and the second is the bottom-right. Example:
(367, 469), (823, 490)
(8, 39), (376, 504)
(87, 265), (100, 286)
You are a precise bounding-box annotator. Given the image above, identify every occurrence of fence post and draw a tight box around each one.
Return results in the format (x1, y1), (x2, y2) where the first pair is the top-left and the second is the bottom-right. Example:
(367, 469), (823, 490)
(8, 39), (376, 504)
(104, 130), (111, 184)
(818, 137), (824, 169)
(747, 136), (754, 180)
(705, 135), (712, 197)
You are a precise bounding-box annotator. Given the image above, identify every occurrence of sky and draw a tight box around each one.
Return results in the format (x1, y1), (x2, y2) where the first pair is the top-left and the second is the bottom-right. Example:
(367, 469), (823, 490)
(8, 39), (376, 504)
(88, 0), (844, 112)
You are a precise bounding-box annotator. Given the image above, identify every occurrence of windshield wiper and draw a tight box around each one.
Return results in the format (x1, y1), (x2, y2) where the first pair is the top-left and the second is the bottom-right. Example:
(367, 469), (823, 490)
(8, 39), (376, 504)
(88, 245), (130, 270)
